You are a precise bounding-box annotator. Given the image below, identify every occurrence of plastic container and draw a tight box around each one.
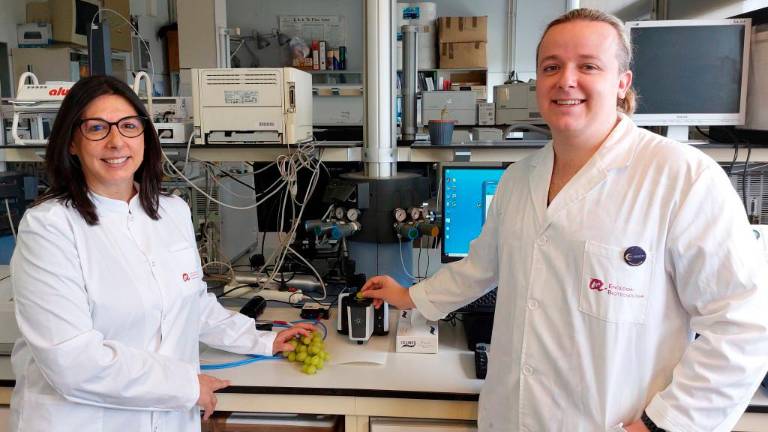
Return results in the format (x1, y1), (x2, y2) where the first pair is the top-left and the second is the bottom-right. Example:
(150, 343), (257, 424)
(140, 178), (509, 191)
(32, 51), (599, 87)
(428, 119), (455, 145)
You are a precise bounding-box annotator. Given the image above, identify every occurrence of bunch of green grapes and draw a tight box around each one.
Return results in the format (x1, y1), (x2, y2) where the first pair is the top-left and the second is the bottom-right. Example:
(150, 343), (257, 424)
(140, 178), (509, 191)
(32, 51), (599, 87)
(283, 332), (330, 375)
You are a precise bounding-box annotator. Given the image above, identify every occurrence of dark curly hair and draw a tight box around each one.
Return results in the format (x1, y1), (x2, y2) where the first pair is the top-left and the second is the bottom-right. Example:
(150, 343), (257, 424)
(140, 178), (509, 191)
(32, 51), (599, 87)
(33, 75), (164, 225)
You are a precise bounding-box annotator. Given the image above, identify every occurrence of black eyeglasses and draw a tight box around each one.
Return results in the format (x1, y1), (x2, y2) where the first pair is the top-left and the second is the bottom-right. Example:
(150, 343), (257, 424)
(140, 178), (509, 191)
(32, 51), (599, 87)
(77, 116), (148, 141)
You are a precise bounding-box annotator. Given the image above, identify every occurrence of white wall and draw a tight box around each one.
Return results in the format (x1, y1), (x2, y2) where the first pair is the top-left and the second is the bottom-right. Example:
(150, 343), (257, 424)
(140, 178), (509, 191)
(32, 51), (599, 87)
(225, 0), (567, 97)
(668, 0), (768, 19)
(130, 0), (172, 94)
(0, 0), (26, 96)
(512, 0), (567, 81)
(0, 0), (25, 48)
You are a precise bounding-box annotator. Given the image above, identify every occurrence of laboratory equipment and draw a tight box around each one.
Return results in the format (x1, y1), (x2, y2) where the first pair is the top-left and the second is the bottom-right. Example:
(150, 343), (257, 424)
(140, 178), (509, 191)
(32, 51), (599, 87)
(191, 67), (313, 144)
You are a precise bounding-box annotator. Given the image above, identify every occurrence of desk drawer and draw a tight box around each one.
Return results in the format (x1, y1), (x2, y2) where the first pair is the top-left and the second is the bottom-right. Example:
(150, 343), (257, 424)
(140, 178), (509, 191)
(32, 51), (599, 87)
(202, 413), (342, 432)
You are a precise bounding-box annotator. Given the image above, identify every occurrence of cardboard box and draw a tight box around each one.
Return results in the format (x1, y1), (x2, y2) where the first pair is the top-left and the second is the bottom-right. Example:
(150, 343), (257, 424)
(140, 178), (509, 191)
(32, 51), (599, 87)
(438, 16), (487, 43)
(26, 1), (50, 23)
(396, 309), (438, 354)
(478, 102), (495, 125)
(440, 41), (486, 69)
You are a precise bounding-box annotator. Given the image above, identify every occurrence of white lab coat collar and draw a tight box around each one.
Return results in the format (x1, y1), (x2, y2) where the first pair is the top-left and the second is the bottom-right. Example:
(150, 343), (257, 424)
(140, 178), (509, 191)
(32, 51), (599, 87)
(527, 113), (639, 231)
(87, 183), (141, 216)
(528, 113), (638, 171)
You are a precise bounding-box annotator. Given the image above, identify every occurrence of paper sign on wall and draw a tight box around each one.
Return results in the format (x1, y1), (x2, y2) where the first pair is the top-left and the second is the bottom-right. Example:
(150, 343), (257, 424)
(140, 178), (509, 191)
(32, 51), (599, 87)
(279, 15), (347, 48)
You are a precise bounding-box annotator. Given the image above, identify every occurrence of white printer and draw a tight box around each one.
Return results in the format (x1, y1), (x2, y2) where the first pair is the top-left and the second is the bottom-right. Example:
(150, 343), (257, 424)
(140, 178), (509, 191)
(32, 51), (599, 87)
(494, 82), (542, 124)
(191, 68), (313, 145)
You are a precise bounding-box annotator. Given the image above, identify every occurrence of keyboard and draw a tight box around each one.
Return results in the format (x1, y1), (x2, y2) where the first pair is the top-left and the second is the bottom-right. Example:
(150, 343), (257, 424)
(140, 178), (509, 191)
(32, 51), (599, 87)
(457, 288), (497, 314)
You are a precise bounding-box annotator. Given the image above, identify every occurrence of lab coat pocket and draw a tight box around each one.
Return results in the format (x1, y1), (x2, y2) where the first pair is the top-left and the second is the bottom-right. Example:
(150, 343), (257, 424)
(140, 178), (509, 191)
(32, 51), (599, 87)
(579, 241), (652, 324)
(162, 244), (203, 298)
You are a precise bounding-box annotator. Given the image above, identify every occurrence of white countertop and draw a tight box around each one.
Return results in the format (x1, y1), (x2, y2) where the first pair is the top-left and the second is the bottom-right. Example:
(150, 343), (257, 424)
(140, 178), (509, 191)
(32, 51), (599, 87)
(200, 306), (482, 399)
(1, 300), (766, 410)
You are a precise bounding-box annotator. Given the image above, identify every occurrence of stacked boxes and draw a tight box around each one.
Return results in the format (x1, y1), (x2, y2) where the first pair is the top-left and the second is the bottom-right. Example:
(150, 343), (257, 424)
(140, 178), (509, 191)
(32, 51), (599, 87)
(438, 16), (487, 69)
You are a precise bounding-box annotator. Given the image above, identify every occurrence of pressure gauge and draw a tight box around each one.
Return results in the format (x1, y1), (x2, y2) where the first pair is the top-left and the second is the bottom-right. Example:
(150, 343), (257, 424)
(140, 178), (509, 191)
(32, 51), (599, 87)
(346, 208), (361, 222)
(393, 208), (407, 222)
(334, 206), (346, 220)
(409, 207), (422, 221)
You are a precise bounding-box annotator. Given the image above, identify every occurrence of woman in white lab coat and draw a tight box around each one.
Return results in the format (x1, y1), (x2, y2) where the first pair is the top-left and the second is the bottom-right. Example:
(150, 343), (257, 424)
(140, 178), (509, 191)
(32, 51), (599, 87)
(9, 75), (314, 431)
(362, 9), (768, 432)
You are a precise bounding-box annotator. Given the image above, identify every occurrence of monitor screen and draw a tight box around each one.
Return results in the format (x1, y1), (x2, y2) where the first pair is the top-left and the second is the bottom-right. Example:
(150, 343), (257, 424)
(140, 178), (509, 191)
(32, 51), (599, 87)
(441, 166), (506, 262)
(628, 19), (751, 127)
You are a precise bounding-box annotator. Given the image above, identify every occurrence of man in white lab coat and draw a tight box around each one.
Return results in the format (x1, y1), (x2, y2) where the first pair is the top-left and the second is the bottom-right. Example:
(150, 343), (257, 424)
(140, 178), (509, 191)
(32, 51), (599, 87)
(9, 75), (314, 431)
(362, 9), (768, 432)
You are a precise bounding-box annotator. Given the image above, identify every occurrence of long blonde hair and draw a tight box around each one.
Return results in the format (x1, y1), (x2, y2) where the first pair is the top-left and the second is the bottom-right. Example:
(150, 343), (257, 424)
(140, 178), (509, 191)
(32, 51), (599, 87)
(536, 8), (636, 115)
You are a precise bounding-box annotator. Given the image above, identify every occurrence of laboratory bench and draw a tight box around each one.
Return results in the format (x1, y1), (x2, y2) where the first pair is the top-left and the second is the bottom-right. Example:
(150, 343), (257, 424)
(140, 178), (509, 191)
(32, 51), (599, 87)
(1, 141), (767, 164)
(1, 305), (767, 431)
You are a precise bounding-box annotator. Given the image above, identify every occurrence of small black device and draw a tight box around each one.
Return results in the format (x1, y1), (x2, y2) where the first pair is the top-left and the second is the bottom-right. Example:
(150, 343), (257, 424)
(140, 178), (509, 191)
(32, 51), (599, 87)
(239, 296), (266, 320)
(337, 292), (389, 341)
(474, 343), (489, 379)
(300, 303), (330, 320)
(462, 313), (494, 351)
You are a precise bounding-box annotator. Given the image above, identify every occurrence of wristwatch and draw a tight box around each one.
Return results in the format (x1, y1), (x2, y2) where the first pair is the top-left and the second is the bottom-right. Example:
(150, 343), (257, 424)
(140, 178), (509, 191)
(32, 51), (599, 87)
(641, 411), (667, 432)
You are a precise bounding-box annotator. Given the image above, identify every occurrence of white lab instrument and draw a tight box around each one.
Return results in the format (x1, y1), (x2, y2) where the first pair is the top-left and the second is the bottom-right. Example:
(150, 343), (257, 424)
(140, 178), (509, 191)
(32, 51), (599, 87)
(191, 68), (313, 145)
(470, 127), (502, 142)
(494, 82), (542, 124)
(143, 96), (194, 144)
(17, 23), (52, 47)
(10, 72), (74, 145)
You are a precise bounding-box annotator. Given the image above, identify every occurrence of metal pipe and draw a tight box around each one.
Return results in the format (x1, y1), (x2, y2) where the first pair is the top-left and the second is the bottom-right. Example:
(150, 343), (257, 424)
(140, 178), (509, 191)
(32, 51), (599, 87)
(363, 0), (396, 178)
(401, 25), (418, 143)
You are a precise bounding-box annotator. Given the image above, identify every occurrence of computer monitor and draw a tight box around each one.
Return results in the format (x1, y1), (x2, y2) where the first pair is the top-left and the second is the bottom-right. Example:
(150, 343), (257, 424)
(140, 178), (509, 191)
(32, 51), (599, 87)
(441, 166), (506, 263)
(627, 19), (752, 140)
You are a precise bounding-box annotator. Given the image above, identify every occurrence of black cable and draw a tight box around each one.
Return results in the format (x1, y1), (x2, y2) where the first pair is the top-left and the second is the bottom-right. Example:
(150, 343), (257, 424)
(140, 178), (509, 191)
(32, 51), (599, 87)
(212, 167), (257, 192)
(217, 283), (254, 299)
(694, 126), (715, 141)
(261, 230), (267, 256)
(743, 141), (752, 210)
(725, 128), (749, 209)
(265, 299), (303, 309)
(302, 291), (335, 307)
(417, 241), (423, 279)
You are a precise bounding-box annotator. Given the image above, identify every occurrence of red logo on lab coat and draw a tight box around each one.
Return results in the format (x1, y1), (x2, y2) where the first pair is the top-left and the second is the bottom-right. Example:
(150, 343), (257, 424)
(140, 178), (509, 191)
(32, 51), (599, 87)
(589, 278), (605, 291)
(182, 273), (190, 282)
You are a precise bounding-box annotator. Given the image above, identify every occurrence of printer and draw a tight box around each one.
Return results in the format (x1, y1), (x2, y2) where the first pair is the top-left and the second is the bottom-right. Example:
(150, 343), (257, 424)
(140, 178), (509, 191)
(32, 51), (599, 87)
(191, 68), (313, 145)
(494, 82), (543, 124)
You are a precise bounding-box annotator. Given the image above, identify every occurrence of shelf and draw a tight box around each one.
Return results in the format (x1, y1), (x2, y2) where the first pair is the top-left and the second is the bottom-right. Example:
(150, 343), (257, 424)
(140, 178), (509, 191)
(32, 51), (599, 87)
(3, 143), (766, 164)
(308, 70), (361, 74)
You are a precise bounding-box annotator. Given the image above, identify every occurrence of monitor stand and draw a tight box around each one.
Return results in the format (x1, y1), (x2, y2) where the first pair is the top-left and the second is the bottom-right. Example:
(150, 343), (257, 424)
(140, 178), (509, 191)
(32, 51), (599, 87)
(666, 125), (690, 141)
